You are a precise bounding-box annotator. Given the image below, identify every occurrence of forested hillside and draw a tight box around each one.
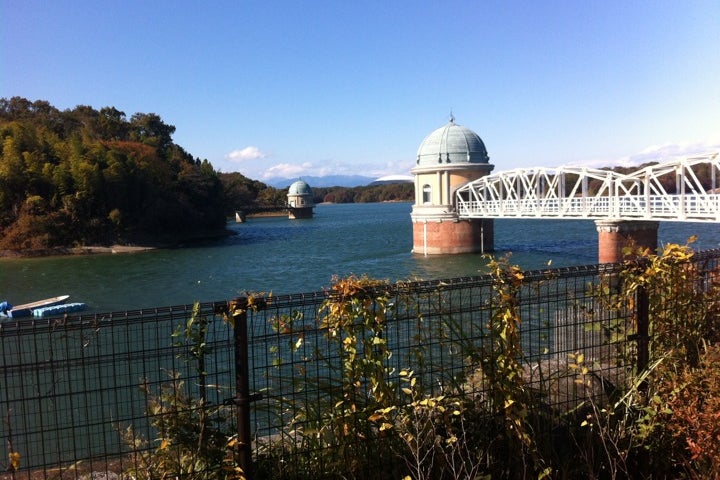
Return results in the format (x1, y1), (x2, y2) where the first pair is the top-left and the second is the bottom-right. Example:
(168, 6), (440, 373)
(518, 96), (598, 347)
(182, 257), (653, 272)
(0, 97), (228, 251)
(0, 98), (416, 254)
(311, 183), (413, 204)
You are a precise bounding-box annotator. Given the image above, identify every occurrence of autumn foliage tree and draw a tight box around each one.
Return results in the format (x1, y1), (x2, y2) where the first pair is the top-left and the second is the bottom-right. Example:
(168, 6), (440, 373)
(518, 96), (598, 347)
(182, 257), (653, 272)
(0, 97), (227, 250)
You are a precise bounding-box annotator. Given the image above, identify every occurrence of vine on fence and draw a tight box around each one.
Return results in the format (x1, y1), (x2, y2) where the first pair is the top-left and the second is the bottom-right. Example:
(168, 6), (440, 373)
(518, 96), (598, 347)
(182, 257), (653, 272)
(620, 237), (715, 368)
(610, 239), (720, 475)
(257, 275), (407, 478)
(4, 408), (21, 478)
(318, 274), (397, 408)
(121, 302), (241, 480)
(484, 255), (552, 479)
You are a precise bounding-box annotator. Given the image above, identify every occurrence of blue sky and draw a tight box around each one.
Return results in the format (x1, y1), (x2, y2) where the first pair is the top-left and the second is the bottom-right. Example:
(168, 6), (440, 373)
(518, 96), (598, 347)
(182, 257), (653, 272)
(2, 1), (719, 182)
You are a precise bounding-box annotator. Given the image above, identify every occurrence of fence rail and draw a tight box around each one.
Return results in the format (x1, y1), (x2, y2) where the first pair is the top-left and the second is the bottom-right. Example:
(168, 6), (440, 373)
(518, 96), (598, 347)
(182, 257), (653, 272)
(2, 249), (720, 479)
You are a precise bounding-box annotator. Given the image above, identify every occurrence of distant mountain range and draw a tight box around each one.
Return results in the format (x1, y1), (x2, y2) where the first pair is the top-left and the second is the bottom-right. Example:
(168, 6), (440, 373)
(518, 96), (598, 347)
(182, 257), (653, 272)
(266, 174), (413, 188)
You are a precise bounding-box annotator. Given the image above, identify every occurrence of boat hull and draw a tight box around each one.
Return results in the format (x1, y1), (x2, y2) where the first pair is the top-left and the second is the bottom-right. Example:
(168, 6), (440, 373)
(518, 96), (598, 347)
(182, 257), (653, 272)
(2, 295), (70, 318)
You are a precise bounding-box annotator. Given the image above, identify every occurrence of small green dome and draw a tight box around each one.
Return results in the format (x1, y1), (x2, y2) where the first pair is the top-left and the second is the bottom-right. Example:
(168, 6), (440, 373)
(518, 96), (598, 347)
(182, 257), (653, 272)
(288, 180), (313, 195)
(416, 117), (489, 166)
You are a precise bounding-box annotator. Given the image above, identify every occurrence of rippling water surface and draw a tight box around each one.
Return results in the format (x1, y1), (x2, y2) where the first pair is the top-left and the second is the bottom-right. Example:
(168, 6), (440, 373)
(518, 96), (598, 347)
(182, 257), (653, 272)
(1, 202), (718, 313)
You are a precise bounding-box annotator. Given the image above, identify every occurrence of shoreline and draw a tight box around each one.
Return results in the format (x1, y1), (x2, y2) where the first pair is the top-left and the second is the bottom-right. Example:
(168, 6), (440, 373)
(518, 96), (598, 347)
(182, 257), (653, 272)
(0, 229), (234, 259)
(70, 245), (158, 255)
(0, 244), (158, 259)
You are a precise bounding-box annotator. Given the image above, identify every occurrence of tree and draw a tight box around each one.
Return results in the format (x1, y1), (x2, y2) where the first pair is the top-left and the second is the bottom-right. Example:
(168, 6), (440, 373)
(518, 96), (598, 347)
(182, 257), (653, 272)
(99, 107), (129, 141)
(129, 112), (176, 151)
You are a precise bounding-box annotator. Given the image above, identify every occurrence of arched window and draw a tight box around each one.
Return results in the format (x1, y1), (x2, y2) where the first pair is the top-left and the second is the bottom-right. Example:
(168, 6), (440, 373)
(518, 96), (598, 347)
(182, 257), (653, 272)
(422, 184), (432, 204)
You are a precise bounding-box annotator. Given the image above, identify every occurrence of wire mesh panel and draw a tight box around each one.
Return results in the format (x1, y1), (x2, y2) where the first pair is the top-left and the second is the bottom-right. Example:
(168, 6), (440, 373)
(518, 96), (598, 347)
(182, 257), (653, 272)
(0, 302), (235, 477)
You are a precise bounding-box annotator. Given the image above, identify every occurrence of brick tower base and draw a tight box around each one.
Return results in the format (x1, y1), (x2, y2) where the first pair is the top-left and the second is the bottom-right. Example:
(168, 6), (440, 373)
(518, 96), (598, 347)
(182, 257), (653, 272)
(595, 220), (659, 264)
(413, 217), (493, 255)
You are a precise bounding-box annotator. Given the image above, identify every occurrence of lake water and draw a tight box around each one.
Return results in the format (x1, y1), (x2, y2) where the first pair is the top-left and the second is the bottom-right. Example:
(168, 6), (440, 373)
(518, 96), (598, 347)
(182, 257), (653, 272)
(2, 202), (719, 313)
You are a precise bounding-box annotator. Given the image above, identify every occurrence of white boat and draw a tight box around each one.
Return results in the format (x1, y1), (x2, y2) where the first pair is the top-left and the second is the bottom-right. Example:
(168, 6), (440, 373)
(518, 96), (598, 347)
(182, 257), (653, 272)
(1, 295), (70, 318)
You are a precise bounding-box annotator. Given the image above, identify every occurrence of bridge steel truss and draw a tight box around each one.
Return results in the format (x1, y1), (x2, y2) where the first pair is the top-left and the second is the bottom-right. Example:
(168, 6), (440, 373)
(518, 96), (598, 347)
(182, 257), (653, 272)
(455, 153), (720, 222)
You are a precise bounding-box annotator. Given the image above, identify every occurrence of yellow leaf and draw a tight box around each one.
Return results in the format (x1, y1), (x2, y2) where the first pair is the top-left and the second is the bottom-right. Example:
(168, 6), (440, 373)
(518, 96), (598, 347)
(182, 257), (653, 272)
(9, 451), (20, 470)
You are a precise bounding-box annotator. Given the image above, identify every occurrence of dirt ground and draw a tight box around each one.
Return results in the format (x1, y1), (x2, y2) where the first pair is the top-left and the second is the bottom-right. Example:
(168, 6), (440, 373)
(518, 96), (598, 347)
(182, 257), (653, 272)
(1, 458), (127, 480)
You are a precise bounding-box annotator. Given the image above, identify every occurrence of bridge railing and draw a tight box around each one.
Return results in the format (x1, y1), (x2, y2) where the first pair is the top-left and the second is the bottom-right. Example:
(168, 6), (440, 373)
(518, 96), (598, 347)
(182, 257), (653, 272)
(456, 153), (720, 222)
(458, 193), (720, 221)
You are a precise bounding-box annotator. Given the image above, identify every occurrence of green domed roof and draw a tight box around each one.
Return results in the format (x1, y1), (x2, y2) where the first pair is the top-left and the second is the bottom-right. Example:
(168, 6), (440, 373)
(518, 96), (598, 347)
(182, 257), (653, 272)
(416, 117), (489, 166)
(288, 180), (312, 195)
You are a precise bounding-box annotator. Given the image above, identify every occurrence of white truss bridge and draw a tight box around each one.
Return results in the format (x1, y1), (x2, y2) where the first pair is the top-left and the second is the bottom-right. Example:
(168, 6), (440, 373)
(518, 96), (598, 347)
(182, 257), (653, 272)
(455, 153), (720, 223)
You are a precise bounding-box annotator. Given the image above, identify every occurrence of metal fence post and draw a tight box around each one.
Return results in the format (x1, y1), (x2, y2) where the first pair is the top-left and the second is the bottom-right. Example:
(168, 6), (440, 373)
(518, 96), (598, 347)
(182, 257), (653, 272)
(633, 283), (651, 480)
(636, 285), (649, 378)
(231, 297), (253, 480)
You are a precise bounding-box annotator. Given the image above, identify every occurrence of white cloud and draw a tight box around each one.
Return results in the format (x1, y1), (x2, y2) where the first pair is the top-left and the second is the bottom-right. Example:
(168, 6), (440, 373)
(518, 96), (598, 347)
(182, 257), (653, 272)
(250, 155), (417, 182)
(375, 174), (414, 182)
(262, 162), (314, 179)
(258, 159), (414, 181)
(382, 159), (415, 176)
(567, 140), (720, 170)
(625, 141), (720, 166)
(226, 146), (268, 162)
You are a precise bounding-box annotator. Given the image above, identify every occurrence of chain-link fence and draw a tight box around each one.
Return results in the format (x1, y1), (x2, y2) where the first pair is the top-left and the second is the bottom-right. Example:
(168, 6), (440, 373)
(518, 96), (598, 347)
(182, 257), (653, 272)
(2, 249), (719, 479)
